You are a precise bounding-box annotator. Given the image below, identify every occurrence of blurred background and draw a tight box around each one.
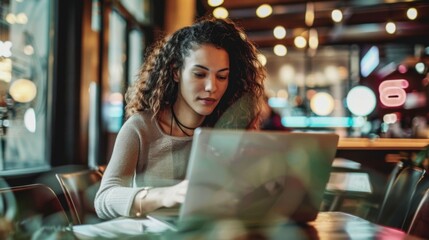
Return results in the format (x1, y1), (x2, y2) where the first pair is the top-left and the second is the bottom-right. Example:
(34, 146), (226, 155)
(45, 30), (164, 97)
(0, 0), (428, 181)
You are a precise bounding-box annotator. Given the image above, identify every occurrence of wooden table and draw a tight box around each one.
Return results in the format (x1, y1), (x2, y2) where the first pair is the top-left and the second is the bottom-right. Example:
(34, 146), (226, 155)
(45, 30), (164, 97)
(72, 211), (421, 239)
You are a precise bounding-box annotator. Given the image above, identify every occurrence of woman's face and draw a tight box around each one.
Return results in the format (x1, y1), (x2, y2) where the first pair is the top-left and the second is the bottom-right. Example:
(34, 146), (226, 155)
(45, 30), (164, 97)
(174, 44), (229, 118)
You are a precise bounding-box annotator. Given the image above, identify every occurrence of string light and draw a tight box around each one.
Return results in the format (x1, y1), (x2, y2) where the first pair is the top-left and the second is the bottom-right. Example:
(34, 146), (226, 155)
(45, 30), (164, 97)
(256, 4), (272, 18)
(331, 9), (343, 23)
(407, 7), (418, 20)
(294, 36), (307, 48)
(308, 29), (318, 49)
(273, 44), (287, 56)
(385, 21), (396, 34)
(213, 7), (228, 19)
(305, 2), (314, 27)
(207, 0), (223, 7)
(273, 26), (286, 39)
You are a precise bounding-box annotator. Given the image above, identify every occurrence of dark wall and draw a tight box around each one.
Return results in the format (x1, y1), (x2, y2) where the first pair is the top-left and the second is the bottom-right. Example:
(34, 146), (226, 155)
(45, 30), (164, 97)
(51, 0), (84, 167)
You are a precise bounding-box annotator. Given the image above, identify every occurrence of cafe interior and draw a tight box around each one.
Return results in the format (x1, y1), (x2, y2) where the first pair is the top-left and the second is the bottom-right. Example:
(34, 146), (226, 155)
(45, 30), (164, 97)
(0, 0), (429, 239)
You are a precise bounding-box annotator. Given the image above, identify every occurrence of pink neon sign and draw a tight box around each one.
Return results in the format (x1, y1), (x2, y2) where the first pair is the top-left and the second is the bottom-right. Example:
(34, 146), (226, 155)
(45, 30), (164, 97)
(379, 79), (409, 107)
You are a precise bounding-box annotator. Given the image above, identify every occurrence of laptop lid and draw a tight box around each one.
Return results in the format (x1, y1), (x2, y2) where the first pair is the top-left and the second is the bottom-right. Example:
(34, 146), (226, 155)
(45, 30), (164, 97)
(178, 128), (339, 223)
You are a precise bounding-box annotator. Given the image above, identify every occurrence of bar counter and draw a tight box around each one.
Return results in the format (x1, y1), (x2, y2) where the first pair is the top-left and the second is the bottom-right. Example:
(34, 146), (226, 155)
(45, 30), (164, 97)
(338, 138), (429, 150)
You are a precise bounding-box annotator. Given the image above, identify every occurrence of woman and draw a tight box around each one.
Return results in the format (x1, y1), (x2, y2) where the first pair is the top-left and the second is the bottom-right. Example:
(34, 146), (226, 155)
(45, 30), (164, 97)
(95, 17), (265, 219)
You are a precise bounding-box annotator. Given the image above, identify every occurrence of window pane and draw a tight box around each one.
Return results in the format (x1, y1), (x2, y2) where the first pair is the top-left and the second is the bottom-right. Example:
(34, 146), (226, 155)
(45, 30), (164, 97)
(128, 29), (144, 85)
(119, 0), (152, 24)
(0, 0), (51, 172)
(105, 11), (126, 133)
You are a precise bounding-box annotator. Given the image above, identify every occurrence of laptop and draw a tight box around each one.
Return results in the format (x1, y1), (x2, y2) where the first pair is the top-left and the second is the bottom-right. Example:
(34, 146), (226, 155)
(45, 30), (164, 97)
(148, 128), (339, 230)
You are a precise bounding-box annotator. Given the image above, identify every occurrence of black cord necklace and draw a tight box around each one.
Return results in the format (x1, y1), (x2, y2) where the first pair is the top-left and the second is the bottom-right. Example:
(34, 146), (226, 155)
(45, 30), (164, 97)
(171, 106), (196, 136)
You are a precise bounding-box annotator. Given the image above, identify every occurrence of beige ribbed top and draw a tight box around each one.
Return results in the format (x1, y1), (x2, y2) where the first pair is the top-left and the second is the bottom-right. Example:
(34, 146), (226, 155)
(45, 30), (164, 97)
(94, 111), (192, 219)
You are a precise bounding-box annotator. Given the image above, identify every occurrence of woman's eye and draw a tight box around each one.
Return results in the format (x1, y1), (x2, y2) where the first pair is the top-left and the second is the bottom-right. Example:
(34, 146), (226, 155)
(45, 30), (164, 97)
(193, 72), (205, 78)
(218, 75), (228, 80)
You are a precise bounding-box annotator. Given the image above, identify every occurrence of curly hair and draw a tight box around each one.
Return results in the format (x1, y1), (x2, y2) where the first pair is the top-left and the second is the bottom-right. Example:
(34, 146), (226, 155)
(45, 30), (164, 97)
(125, 17), (266, 126)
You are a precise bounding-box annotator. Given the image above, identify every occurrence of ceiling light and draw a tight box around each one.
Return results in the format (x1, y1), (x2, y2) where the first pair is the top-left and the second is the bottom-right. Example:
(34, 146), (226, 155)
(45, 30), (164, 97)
(294, 36), (307, 48)
(207, 0), (224, 7)
(407, 7), (418, 20)
(213, 7), (228, 19)
(256, 4), (272, 18)
(305, 2), (314, 27)
(331, 9), (343, 23)
(273, 26), (286, 39)
(9, 79), (37, 103)
(273, 44), (287, 56)
(385, 21), (396, 34)
(310, 92), (335, 116)
(308, 29), (318, 50)
(346, 86), (376, 116)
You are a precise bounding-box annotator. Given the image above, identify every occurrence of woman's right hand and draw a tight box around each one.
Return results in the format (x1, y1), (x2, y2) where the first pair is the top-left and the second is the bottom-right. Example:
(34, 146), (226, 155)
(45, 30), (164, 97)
(160, 180), (189, 208)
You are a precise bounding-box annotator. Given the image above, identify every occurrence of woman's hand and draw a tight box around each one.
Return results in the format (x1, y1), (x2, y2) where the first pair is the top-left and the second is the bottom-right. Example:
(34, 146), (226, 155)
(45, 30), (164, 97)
(133, 180), (189, 215)
(161, 180), (189, 208)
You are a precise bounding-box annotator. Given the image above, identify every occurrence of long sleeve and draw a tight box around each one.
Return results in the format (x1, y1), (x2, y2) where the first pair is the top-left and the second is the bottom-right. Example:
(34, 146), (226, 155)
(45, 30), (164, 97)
(94, 116), (144, 219)
(94, 112), (192, 219)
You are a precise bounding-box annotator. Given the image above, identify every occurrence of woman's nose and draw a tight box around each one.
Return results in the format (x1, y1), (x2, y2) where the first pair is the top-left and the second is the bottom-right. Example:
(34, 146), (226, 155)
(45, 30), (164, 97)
(205, 75), (217, 92)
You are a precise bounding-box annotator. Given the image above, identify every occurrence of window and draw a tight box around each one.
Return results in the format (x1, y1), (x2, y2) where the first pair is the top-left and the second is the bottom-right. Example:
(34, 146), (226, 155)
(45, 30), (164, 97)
(104, 10), (127, 133)
(0, 0), (52, 174)
(263, 43), (429, 138)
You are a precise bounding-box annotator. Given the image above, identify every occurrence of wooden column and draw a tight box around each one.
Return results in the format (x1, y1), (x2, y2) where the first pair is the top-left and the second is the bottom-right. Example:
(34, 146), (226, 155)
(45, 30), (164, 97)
(164, 0), (196, 35)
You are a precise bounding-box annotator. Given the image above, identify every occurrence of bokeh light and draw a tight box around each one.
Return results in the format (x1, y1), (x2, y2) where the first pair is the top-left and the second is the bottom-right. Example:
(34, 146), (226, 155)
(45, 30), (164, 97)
(346, 86), (376, 116)
(213, 7), (228, 19)
(310, 92), (334, 116)
(294, 36), (307, 48)
(273, 44), (287, 56)
(407, 7), (418, 20)
(208, 0), (224, 7)
(9, 78), (37, 103)
(256, 4), (272, 18)
(331, 9), (343, 23)
(385, 21), (396, 34)
(24, 108), (36, 133)
(273, 26), (286, 39)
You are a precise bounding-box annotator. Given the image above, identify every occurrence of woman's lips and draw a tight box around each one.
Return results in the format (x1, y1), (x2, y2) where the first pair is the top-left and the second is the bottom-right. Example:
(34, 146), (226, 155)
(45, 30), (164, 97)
(198, 97), (217, 105)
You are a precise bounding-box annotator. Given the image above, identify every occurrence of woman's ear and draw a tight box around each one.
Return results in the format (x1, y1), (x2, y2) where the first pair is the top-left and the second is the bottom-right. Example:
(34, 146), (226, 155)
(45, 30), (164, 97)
(173, 68), (180, 82)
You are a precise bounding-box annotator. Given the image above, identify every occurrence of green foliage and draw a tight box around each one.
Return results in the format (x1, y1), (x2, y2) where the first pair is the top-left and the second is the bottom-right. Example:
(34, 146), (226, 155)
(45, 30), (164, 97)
(411, 145), (429, 170)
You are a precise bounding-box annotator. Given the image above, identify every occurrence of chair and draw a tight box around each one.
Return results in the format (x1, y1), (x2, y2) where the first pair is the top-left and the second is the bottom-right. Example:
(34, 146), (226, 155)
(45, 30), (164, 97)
(0, 184), (70, 237)
(402, 173), (429, 230)
(322, 159), (403, 219)
(375, 166), (426, 230)
(355, 160), (406, 220)
(407, 188), (429, 239)
(97, 165), (106, 174)
(322, 158), (371, 212)
(56, 169), (103, 225)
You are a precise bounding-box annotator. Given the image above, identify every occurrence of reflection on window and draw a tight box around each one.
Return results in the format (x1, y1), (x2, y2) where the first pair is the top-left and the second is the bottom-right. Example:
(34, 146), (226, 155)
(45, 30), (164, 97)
(105, 11), (126, 133)
(119, 0), (152, 24)
(262, 44), (429, 139)
(128, 29), (144, 85)
(0, 0), (51, 173)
